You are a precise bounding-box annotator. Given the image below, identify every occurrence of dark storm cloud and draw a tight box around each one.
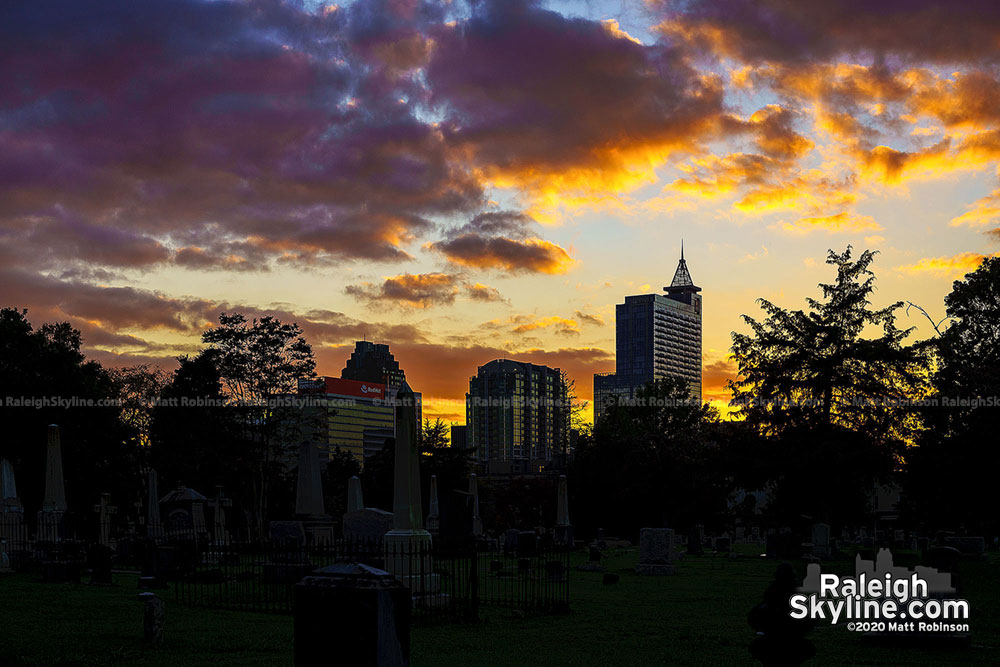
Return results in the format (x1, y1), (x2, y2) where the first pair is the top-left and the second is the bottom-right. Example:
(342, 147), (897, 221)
(428, 211), (574, 274)
(426, 0), (728, 193)
(0, 0), (483, 272)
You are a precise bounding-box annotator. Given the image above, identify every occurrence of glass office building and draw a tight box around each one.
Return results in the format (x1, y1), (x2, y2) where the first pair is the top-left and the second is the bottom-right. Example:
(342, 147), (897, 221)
(594, 247), (703, 422)
(467, 359), (569, 474)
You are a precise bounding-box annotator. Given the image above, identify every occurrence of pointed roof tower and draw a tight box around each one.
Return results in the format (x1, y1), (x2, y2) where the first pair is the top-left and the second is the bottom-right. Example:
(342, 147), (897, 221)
(665, 241), (701, 301)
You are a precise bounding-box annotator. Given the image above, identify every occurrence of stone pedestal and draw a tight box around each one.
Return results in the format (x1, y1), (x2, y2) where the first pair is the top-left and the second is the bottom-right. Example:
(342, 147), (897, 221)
(295, 564), (409, 667)
(37, 511), (65, 543)
(384, 530), (440, 595)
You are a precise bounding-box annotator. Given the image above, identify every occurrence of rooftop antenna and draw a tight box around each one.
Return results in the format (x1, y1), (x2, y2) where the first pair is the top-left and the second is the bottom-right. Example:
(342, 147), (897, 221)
(681, 238), (684, 261)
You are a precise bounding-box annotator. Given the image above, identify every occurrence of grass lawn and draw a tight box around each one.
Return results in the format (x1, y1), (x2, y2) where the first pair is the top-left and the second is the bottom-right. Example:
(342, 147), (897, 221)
(0, 547), (996, 666)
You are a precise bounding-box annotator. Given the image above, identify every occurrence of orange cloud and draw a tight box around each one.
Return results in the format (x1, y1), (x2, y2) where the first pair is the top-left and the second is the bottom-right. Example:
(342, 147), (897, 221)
(735, 172), (857, 215)
(951, 189), (1000, 228)
(896, 252), (998, 277)
(466, 283), (506, 303)
(345, 273), (461, 308)
(511, 316), (580, 336)
(780, 212), (882, 235)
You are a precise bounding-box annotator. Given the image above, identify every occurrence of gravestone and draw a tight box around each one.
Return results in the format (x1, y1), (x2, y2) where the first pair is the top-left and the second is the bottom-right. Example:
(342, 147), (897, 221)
(38, 425), (67, 542)
(942, 536), (985, 556)
(295, 439), (335, 545)
(208, 486), (232, 546)
(342, 509), (394, 542)
(687, 525), (704, 555)
(294, 563), (409, 667)
(265, 521), (311, 584)
(468, 474), (483, 538)
(146, 469), (164, 542)
(139, 592), (166, 645)
(92, 493), (118, 547)
(636, 528), (676, 575)
(347, 476), (364, 513)
(159, 486), (208, 540)
(87, 542), (114, 585)
(0, 538), (10, 573)
(715, 536), (732, 553)
(0, 459), (24, 551)
(577, 545), (605, 572)
(503, 529), (520, 556)
(383, 382), (438, 594)
(268, 520), (307, 548)
(553, 475), (572, 546)
(425, 476), (440, 535)
(811, 523), (830, 558)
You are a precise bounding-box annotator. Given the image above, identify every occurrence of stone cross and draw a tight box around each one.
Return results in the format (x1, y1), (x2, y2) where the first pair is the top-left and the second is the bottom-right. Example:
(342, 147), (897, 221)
(469, 473), (483, 537)
(92, 493), (118, 547)
(208, 486), (232, 545)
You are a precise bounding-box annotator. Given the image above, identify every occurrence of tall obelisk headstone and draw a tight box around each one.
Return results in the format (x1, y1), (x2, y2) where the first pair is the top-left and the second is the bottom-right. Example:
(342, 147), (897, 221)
(295, 440), (334, 544)
(38, 425), (67, 541)
(1, 459), (24, 549)
(146, 468), (164, 542)
(469, 473), (483, 537)
(425, 475), (440, 536)
(384, 382), (437, 592)
(554, 474), (573, 545)
(347, 475), (364, 513)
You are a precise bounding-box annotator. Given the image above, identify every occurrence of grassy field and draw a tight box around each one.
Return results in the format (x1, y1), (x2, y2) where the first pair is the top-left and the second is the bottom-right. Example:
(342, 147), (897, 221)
(0, 547), (996, 666)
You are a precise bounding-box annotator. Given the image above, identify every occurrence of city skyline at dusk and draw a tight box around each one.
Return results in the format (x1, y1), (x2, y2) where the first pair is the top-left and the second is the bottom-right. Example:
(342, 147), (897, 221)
(3, 0), (999, 424)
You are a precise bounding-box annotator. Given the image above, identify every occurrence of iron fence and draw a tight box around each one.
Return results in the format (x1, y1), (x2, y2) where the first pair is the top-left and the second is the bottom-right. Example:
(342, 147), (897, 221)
(0, 516), (570, 622)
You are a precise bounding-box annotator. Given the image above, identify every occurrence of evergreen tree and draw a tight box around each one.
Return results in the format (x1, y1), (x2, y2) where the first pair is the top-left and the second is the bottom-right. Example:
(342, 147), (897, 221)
(728, 247), (927, 525)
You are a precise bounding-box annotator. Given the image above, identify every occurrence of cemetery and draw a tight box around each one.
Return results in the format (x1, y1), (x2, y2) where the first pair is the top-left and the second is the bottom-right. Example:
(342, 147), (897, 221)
(1, 423), (997, 664)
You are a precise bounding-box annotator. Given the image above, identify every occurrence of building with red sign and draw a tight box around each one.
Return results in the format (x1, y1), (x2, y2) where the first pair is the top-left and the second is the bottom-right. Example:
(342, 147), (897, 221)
(297, 376), (421, 465)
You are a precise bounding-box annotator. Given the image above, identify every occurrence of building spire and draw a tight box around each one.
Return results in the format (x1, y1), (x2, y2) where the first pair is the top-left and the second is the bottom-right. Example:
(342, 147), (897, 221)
(669, 245), (693, 288)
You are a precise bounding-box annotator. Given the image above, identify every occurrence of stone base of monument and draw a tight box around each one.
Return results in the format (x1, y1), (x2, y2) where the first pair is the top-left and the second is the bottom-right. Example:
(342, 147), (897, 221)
(384, 530), (441, 594)
(635, 563), (675, 575)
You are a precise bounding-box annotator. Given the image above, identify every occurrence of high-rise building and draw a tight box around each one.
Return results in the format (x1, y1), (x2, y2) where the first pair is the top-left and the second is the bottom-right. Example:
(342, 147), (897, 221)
(339, 340), (421, 433)
(341, 341), (406, 388)
(297, 377), (396, 463)
(450, 424), (468, 449)
(466, 359), (569, 474)
(594, 245), (702, 422)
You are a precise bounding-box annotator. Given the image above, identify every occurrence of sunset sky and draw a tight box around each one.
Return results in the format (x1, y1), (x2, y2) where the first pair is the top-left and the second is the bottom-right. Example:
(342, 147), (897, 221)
(3, 0), (999, 424)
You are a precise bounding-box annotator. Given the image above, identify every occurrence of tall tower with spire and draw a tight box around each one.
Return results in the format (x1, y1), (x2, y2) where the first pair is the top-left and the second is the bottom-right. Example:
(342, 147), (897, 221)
(594, 243), (703, 422)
